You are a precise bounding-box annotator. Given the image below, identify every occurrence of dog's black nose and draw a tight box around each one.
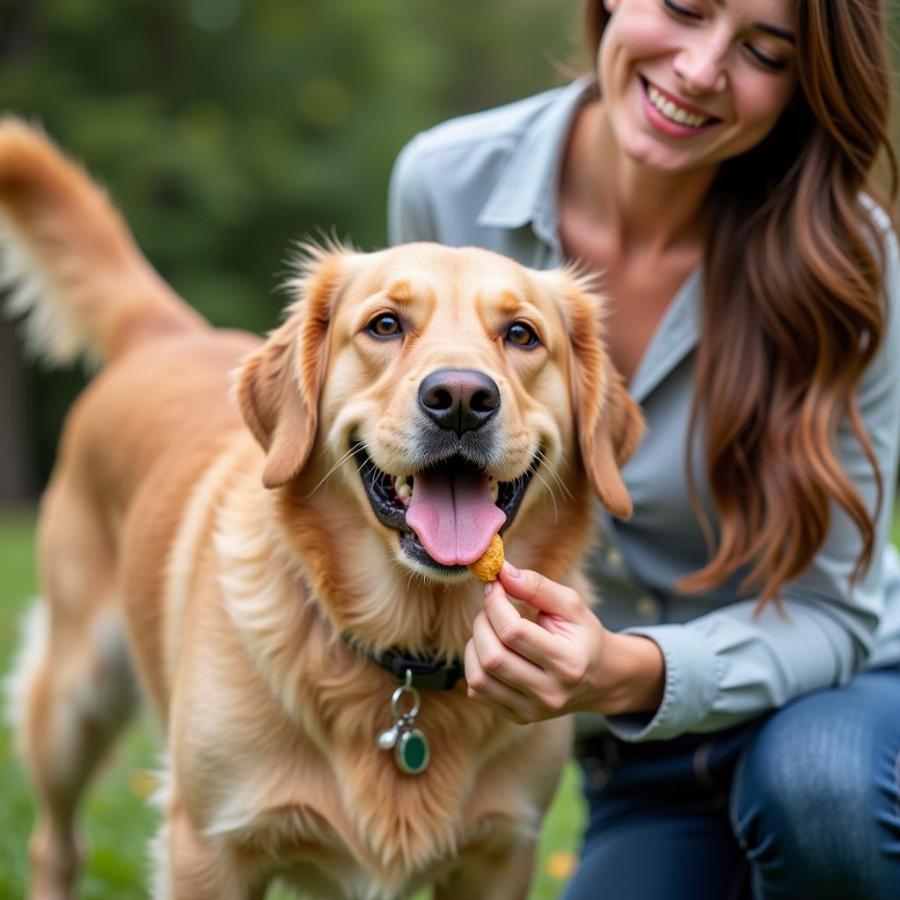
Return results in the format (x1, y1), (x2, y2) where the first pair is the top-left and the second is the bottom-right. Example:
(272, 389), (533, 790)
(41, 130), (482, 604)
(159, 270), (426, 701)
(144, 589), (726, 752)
(418, 368), (500, 435)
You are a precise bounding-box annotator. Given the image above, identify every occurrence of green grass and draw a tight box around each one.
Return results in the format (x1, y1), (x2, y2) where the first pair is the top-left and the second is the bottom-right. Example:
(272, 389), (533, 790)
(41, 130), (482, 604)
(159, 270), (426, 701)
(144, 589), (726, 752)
(0, 510), (584, 899)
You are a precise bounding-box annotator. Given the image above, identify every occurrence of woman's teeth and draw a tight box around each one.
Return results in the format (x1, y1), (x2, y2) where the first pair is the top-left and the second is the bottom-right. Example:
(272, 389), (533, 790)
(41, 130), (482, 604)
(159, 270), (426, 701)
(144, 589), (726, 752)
(646, 83), (710, 128)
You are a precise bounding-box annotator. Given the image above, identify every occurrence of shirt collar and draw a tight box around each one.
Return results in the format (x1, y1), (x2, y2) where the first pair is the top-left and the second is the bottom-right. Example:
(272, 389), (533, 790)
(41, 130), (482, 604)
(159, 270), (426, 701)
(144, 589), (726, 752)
(477, 75), (597, 254)
(629, 268), (702, 404)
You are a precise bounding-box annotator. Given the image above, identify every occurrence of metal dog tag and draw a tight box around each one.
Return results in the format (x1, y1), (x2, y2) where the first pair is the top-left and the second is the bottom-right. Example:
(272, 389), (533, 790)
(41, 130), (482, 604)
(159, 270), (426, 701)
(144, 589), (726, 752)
(377, 669), (430, 774)
(394, 726), (430, 775)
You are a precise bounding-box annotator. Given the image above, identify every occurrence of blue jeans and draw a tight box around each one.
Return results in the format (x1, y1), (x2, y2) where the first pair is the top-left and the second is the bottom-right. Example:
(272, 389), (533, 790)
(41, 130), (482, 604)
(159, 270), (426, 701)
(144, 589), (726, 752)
(563, 666), (900, 900)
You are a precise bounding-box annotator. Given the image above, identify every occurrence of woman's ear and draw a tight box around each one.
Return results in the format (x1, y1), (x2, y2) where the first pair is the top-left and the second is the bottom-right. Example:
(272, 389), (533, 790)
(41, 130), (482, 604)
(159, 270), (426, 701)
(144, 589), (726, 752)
(235, 247), (349, 489)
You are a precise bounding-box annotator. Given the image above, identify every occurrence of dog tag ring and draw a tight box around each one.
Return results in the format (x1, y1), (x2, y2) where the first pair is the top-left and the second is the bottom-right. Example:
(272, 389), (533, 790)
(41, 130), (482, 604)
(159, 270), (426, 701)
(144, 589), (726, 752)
(390, 676), (421, 721)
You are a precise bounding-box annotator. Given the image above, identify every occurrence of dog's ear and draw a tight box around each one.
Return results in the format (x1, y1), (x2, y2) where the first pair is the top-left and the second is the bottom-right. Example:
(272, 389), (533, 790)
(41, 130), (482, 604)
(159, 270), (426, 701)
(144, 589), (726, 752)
(580, 372), (644, 518)
(546, 269), (645, 518)
(236, 248), (348, 489)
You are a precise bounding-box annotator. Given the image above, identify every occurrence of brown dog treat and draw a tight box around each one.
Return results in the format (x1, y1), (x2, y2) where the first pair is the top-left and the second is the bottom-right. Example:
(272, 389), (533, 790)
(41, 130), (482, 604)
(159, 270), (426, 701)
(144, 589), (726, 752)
(468, 534), (505, 582)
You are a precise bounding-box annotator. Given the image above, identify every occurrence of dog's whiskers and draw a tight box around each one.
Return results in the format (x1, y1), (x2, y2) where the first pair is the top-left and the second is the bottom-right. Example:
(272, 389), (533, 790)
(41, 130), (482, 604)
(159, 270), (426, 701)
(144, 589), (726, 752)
(534, 448), (573, 501)
(529, 450), (566, 524)
(532, 469), (560, 525)
(307, 443), (366, 497)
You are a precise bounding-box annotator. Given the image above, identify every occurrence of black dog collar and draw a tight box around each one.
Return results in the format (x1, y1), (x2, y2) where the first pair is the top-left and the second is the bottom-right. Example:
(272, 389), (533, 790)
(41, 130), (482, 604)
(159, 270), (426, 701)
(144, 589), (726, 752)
(344, 635), (465, 691)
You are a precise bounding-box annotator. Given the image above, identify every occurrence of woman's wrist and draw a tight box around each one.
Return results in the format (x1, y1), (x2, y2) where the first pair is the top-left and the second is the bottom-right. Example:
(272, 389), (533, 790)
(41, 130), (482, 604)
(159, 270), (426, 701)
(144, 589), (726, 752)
(593, 632), (666, 716)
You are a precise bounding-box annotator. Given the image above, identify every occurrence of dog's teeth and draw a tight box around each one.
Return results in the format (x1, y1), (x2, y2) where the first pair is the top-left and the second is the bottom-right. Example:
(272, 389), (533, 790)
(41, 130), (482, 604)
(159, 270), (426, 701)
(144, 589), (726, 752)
(489, 479), (499, 502)
(396, 483), (412, 501)
(395, 475), (407, 488)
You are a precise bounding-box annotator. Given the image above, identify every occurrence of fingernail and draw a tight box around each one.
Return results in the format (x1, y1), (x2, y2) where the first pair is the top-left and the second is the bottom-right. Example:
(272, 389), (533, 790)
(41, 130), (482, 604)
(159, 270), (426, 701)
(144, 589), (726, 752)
(502, 561), (520, 577)
(483, 582), (492, 596)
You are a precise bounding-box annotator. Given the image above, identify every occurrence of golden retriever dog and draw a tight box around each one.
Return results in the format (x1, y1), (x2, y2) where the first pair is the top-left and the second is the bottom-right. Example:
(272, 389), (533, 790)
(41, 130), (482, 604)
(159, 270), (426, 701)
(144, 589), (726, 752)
(1, 120), (642, 900)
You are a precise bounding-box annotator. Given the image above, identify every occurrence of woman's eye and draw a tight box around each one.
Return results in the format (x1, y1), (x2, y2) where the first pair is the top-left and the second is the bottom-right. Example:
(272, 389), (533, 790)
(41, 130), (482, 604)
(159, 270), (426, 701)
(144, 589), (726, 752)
(505, 322), (540, 348)
(745, 44), (789, 71)
(663, 0), (703, 20)
(367, 314), (402, 338)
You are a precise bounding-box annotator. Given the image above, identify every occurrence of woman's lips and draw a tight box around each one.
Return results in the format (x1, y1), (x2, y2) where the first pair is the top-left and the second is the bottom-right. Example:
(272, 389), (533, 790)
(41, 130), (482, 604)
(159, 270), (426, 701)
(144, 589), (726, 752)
(643, 77), (719, 120)
(639, 77), (721, 138)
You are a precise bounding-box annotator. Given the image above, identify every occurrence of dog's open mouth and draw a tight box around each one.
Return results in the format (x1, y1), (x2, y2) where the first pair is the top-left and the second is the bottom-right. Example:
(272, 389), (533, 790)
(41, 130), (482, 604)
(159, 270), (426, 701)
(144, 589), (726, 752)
(352, 441), (537, 573)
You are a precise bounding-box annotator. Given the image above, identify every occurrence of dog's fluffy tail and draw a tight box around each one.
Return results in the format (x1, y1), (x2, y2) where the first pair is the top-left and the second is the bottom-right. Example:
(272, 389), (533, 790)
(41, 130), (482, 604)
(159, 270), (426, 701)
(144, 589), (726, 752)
(4, 598), (47, 758)
(0, 117), (206, 367)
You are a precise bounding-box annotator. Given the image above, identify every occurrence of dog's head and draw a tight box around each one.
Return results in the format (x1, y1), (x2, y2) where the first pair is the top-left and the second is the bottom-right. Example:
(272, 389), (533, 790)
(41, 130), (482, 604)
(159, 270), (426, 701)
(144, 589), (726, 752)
(237, 242), (642, 581)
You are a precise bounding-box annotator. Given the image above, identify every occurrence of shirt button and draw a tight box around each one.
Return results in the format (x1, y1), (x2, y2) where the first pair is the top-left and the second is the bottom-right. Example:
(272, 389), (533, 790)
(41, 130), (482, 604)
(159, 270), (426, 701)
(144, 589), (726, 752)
(636, 595), (659, 621)
(606, 546), (624, 571)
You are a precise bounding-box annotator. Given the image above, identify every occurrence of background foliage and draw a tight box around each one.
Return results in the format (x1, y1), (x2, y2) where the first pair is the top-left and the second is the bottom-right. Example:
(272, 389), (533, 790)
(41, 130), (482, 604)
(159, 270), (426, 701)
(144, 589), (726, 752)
(0, 0), (581, 486)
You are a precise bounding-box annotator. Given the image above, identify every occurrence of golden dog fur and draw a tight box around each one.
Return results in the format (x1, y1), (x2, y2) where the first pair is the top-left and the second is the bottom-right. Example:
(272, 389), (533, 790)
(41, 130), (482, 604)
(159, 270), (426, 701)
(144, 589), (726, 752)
(1, 120), (643, 899)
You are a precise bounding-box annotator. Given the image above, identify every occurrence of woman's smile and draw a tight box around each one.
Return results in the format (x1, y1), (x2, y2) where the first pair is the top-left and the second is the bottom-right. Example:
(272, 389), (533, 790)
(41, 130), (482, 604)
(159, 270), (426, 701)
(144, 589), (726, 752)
(639, 76), (720, 136)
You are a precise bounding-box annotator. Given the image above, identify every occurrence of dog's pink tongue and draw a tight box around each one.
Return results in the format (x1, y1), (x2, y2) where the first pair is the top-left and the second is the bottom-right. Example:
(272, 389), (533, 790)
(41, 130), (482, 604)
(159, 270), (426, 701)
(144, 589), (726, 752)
(406, 467), (506, 566)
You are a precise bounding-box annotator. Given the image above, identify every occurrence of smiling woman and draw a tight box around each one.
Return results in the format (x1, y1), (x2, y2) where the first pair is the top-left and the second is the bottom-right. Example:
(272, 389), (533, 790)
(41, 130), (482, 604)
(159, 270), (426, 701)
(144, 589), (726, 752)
(389, 0), (900, 897)
(596, 0), (799, 171)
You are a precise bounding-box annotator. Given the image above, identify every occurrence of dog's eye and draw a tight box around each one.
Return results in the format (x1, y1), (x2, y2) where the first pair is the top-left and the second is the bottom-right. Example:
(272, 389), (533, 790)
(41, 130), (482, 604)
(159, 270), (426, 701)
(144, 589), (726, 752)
(367, 314), (403, 338)
(505, 322), (540, 349)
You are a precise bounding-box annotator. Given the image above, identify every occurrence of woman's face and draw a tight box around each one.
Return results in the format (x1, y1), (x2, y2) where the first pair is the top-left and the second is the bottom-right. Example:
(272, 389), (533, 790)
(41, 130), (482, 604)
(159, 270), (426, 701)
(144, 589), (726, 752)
(598, 0), (798, 173)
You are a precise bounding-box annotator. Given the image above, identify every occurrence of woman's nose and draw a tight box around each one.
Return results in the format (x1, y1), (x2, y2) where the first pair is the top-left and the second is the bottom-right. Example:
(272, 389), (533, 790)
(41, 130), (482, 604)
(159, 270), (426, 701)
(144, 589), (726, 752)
(672, 32), (729, 95)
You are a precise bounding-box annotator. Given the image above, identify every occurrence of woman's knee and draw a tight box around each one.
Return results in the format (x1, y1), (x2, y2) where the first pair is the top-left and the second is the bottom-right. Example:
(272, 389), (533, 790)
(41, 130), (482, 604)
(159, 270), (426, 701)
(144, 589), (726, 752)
(730, 675), (900, 898)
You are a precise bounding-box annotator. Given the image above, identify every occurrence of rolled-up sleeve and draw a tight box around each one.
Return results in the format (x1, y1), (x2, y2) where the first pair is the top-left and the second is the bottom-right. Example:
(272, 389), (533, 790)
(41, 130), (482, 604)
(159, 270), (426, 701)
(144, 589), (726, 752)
(606, 226), (900, 742)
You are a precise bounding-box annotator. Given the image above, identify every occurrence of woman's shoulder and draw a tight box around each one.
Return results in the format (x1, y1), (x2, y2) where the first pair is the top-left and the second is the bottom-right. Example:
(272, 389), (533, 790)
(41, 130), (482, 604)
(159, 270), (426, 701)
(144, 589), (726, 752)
(398, 83), (575, 171)
(389, 77), (593, 246)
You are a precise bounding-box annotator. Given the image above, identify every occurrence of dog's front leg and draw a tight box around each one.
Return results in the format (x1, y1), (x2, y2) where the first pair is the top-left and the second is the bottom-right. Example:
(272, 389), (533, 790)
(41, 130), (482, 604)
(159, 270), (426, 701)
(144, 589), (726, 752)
(153, 803), (267, 900)
(433, 840), (537, 900)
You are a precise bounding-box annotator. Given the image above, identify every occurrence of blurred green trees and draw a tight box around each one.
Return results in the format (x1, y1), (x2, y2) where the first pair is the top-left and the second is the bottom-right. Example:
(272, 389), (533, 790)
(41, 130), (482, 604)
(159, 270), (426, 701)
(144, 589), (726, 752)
(0, 0), (579, 487)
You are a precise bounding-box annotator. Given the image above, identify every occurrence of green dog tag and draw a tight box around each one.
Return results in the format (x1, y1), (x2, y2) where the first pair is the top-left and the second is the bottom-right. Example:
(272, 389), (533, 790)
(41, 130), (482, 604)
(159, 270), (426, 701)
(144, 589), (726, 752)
(395, 727), (430, 774)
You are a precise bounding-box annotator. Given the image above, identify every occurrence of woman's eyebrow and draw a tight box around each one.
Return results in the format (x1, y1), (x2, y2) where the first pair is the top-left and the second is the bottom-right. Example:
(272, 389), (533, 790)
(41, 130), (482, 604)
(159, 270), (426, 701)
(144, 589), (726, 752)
(712, 0), (796, 45)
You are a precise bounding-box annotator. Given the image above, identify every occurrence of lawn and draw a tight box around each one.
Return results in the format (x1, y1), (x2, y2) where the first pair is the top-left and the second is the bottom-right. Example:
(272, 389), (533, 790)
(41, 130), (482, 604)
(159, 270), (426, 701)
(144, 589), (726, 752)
(0, 510), (584, 899)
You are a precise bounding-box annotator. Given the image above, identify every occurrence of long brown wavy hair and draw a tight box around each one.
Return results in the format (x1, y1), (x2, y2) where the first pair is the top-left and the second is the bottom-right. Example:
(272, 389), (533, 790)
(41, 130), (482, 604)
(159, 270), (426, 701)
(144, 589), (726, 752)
(584, 0), (898, 604)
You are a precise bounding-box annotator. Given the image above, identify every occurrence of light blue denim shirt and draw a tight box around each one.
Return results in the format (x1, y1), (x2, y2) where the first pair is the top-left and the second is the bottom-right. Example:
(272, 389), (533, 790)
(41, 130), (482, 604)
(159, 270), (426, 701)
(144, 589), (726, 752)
(388, 76), (900, 741)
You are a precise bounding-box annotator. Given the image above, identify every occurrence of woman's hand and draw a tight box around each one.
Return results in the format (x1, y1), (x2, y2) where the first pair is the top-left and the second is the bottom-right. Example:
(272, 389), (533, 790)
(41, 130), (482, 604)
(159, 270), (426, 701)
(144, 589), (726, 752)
(464, 562), (665, 724)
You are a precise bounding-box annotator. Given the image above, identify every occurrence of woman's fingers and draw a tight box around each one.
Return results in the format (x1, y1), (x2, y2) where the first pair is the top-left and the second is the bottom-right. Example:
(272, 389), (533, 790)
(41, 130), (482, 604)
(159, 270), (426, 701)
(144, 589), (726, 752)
(498, 562), (585, 625)
(482, 581), (563, 668)
(467, 602), (586, 717)
(465, 566), (605, 722)
(471, 605), (545, 686)
(463, 638), (536, 723)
